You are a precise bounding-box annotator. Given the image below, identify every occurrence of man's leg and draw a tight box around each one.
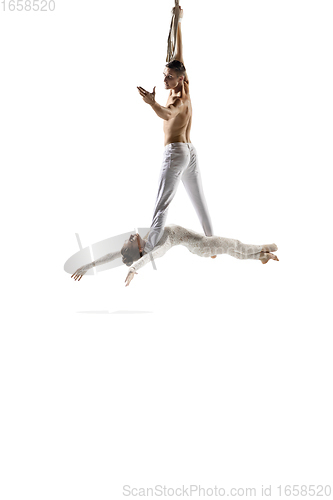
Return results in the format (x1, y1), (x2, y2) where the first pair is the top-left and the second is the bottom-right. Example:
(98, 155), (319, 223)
(144, 144), (190, 253)
(181, 144), (214, 237)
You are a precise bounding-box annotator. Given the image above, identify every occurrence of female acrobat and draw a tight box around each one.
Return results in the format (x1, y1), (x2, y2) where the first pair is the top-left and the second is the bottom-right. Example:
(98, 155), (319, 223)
(71, 224), (278, 286)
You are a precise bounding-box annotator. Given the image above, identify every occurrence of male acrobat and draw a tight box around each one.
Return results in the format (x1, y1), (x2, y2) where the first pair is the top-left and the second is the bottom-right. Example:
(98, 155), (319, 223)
(136, 6), (217, 259)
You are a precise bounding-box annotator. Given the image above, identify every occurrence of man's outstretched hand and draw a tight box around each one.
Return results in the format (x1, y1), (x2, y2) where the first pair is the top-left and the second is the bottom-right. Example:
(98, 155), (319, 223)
(137, 86), (156, 106)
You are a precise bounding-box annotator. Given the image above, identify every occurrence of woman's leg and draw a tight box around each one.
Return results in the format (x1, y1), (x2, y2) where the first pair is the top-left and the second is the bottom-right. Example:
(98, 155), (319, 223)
(212, 236), (263, 260)
(181, 232), (277, 261)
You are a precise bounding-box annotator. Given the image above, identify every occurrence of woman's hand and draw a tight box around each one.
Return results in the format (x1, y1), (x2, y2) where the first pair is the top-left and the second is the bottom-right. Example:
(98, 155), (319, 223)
(71, 263), (92, 281)
(125, 269), (138, 287)
(137, 86), (156, 106)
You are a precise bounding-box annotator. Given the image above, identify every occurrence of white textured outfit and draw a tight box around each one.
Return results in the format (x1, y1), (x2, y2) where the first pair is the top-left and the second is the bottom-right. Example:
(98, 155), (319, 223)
(130, 224), (273, 274)
(144, 142), (214, 253)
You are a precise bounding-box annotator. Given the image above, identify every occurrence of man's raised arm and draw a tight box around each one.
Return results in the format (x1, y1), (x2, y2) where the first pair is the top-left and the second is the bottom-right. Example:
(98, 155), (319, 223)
(174, 9), (189, 83)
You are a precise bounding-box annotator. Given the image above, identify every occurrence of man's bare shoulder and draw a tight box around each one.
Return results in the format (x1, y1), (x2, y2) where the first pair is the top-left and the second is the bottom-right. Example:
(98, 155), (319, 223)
(167, 97), (183, 109)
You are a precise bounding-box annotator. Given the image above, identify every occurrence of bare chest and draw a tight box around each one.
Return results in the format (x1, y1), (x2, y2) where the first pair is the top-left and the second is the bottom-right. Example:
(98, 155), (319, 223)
(165, 92), (190, 109)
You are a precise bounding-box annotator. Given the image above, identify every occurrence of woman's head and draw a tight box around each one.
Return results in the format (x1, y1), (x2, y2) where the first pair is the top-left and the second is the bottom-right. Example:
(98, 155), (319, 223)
(121, 233), (144, 267)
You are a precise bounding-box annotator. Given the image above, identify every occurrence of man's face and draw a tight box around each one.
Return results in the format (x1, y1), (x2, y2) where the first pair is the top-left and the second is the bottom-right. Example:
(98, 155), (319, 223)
(163, 68), (182, 89)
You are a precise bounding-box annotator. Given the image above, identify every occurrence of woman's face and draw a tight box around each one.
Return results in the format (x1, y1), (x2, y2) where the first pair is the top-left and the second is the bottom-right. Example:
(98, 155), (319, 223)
(125, 233), (142, 258)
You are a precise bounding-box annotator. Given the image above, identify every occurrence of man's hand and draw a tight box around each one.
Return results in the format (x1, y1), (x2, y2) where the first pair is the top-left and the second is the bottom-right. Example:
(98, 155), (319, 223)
(125, 269), (138, 287)
(71, 263), (92, 281)
(172, 4), (183, 18)
(182, 79), (189, 94)
(137, 86), (156, 106)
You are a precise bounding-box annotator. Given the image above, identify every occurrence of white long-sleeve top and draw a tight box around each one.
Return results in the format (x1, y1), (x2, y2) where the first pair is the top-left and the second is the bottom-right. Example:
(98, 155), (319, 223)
(129, 224), (266, 273)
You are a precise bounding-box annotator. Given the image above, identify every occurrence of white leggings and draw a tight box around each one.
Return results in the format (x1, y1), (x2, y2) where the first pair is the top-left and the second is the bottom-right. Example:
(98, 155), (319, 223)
(144, 143), (214, 252)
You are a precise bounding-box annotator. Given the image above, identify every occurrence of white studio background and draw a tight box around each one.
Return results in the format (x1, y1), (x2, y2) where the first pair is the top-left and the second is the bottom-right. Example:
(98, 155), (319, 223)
(0, 0), (332, 498)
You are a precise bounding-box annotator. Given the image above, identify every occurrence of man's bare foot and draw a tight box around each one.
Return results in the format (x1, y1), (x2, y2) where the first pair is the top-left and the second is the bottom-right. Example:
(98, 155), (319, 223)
(259, 251), (279, 264)
(211, 255), (217, 259)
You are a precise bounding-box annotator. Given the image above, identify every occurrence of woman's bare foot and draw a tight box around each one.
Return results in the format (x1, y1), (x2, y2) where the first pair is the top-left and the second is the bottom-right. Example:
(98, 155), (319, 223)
(262, 243), (278, 252)
(259, 251), (279, 264)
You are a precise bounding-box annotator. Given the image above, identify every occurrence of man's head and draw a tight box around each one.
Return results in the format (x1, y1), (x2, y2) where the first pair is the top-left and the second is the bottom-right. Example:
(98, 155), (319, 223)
(163, 60), (186, 90)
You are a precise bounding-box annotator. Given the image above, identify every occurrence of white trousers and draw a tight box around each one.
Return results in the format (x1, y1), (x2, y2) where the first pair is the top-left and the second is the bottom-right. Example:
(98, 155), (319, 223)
(144, 142), (214, 253)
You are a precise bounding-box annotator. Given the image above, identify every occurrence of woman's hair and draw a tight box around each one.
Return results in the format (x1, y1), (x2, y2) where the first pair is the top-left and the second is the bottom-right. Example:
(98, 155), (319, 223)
(121, 242), (141, 267)
(165, 59), (186, 78)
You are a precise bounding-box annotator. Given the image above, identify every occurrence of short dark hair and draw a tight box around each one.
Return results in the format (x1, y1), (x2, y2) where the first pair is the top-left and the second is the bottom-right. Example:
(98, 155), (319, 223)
(165, 60), (186, 79)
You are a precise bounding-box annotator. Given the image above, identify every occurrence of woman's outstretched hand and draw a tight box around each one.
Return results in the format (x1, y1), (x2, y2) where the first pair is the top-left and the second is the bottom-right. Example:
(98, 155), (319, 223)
(71, 263), (92, 281)
(137, 86), (156, 106)
(125, 269), (138, 287)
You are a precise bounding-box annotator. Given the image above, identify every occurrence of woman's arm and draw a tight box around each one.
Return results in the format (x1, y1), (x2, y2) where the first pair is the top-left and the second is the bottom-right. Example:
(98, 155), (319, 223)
(92, 250), (122, 268)
(124, 238), (170, 286)
(130, 251), (155, 273)
(71, 250), (122, 281)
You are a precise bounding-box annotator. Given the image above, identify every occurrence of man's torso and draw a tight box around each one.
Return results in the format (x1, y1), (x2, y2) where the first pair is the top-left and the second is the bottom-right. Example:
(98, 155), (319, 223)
(163, 83), (192, 147)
